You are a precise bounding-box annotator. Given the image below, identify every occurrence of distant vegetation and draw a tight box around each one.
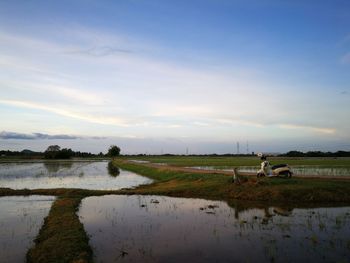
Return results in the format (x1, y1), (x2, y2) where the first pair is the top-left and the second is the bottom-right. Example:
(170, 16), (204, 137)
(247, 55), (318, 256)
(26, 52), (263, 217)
(1, 148), (350, 159)
(122, 151), (350, 157)
(0, 149), (43, 158)
(281, 151), (350, 157)
(44, 145), (68, 159)
(107, 145), (121, 157)
(0, 145), (122, 159)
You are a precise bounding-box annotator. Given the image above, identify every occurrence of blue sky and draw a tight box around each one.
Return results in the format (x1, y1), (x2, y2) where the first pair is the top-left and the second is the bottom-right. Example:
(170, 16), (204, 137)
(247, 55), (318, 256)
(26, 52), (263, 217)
(0, 0), (349, 154)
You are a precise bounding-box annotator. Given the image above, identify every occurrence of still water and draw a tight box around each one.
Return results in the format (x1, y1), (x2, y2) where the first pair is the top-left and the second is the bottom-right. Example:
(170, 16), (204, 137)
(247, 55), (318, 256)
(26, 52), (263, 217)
(0, 196), (55, 263)
(0, 161), (152, 190)
(188, 166), (350, 177)
(237, 166), (350, 177)
(79, 195), (350, 263)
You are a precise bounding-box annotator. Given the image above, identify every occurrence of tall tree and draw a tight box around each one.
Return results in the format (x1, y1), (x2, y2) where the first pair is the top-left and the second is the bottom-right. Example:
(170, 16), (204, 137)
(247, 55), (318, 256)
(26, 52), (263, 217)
(108, 145), (121, 157)
(44, 145), (61, 159)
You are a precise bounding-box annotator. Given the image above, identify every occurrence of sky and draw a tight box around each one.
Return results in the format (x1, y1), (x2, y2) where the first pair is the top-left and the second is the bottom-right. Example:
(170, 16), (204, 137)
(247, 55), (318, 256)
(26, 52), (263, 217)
(0, 0), (349, 154)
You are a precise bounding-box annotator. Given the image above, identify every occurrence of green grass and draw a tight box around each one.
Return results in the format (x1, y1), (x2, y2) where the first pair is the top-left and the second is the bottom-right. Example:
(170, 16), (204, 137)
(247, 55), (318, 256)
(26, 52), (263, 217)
(26, 197), (92, 263)
(114, 159), (350, 203)
(121, 156), (350, 167)
(1, 157), (350, 263)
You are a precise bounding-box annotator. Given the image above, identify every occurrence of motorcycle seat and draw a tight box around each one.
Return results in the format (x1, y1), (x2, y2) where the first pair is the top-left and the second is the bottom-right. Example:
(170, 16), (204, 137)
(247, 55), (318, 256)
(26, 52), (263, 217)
(271, 164), (288, 170)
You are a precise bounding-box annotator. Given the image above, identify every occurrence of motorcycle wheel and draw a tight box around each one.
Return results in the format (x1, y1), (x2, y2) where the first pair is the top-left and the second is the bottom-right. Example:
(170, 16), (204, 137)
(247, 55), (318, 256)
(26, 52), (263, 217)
(257, 172), (265, 178)
(279, 171), (292, 178)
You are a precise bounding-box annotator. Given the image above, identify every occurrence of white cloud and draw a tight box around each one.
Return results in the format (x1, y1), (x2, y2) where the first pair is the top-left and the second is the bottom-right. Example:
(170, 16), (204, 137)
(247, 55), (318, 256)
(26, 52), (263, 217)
(0, 27), (347, 142)
(0, 99), (129, 127)
(45, 85), (106, 106)
(216, 118), (264, 128)
(279, 124), (336, 134)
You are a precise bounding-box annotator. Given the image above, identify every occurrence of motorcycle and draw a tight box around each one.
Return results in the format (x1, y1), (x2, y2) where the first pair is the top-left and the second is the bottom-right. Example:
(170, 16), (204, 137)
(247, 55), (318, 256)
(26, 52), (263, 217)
(257, 162), (293, 178)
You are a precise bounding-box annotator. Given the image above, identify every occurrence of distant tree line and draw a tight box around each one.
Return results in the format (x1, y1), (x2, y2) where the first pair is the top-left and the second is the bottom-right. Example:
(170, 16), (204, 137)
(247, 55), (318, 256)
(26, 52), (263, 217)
(44, 145), (121, 159)
(0, 149), (43, 157)
(0, 144), (121, 159)
(126, 153), (256, 157)
(2, 148), (350, 158)
(280, 151), (350, 157)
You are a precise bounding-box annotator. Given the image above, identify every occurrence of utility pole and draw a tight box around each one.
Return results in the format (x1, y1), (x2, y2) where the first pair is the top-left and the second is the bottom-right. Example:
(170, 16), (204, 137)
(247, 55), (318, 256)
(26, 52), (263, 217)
(236, 142), (240, 155)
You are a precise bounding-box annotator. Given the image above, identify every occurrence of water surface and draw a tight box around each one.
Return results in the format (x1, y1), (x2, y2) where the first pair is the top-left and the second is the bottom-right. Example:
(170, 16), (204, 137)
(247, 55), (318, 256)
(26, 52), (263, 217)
(237, 165), (350, 177)
(79, 195), (350, 263)
(0, 196), (55, 263)
(188, 165), (350, 177)
(0, 161), (153, 190)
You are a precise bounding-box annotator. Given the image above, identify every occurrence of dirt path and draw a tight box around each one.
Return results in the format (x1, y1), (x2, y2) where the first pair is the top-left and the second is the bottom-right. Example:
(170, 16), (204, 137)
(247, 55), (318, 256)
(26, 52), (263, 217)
(127, 161), (350, 180)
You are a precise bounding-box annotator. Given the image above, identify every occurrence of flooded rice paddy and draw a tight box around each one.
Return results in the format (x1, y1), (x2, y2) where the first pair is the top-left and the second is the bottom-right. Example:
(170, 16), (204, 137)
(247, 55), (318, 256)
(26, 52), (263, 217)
(79, 195), (350, 263)
(189, 166), (350, 177)
(237, 166), (350, 177)
(0, 196), (55, 263)
(0, 161), (153, 190)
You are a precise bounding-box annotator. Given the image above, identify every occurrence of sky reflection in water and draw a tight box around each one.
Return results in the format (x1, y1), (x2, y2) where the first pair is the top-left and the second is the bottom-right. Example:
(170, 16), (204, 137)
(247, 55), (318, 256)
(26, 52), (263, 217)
(0, 196), (55, 263)
(79, 195), (350, 263)
(0, 161), (153, 190)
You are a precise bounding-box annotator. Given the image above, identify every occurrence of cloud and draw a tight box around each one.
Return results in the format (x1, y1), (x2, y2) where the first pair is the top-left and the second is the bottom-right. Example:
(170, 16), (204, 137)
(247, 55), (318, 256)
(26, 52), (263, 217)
(0, 99), (129, 127)
(0, 27), (348, 141)
(90, 136), (107, 139)
(0, 131), (79, 140)
(65, 45), (132, 57)
(48, 85), (106, 106)
(0, 131), (109, 140)
(279, 124), (336, 134)
(216, 118), (264, 128)
(341, 52), (350, 64)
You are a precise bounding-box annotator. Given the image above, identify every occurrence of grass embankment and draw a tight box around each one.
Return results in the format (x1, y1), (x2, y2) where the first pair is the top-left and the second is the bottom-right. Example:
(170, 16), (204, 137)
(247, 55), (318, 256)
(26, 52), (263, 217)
(0, 188), (120, 263)
(114, 159), (350, 203)
(1, 157), (350, 263)
(27, 197), (92, 263)
(122, 156), (350, 167)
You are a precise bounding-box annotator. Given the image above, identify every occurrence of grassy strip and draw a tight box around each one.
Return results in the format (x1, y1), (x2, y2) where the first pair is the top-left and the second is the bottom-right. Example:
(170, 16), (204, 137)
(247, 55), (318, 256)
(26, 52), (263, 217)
(0, 158), (348, 263)
(114, 159), (350, 203)
(121, 156), (350, 167)
(0, 188), (127, 263)
(26, 196), (92, 263)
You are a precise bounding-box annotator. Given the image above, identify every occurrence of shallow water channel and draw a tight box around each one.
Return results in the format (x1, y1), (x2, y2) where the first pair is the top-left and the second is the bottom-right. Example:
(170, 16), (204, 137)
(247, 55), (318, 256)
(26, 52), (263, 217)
(79, 195), (350, 263)
(0, 161), (152, 190)
(0, 195), (55, 263)
(189, 165), (350, 177)
(238, 166), (350, 177)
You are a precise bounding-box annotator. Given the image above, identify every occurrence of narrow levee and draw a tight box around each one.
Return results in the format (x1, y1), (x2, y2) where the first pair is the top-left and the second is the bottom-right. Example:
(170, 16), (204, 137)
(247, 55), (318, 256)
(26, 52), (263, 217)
(1, 158), (350, 263)
(26, 197), (93, 263)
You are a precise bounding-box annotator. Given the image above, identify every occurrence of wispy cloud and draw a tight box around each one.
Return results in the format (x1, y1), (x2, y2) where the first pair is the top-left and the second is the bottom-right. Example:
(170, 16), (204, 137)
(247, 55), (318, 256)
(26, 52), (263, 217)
(0, 131), (109, 140)
(65, 45), (132, 57)
(216, 118), (264, 128)
(0, 131), (79, 140)
(0, 26), (348, 142)
(0, 99), (129, 126)
(279, 124), (336, 134)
